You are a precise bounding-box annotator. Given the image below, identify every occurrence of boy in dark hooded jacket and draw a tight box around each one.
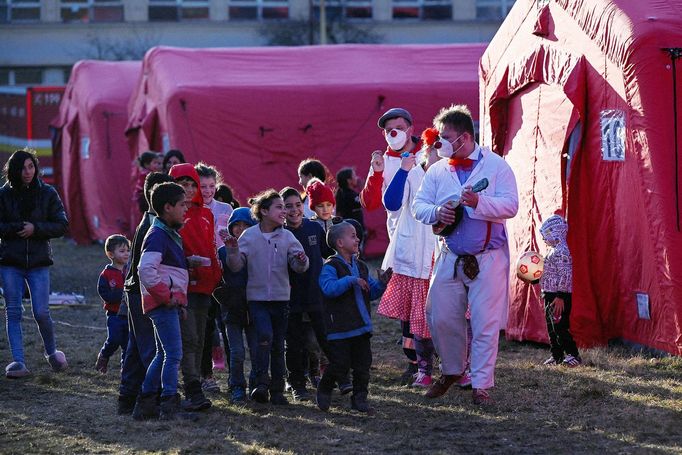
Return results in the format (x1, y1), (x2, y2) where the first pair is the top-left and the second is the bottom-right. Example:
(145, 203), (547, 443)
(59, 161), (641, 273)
(169, 163), (223, 410)
(217, 207), (258, 403)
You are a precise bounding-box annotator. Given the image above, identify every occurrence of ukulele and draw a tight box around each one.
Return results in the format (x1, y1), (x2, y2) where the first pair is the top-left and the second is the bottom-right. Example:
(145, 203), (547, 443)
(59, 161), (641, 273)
(432, 178), (489, 237)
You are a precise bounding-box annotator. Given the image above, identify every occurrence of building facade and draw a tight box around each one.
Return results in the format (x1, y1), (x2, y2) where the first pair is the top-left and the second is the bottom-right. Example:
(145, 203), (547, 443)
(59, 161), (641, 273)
(0, 0), (514, 85)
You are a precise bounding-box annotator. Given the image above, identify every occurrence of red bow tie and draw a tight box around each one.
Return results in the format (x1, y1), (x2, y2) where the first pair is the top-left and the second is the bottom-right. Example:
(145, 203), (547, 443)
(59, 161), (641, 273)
(448, 158), (474, 169)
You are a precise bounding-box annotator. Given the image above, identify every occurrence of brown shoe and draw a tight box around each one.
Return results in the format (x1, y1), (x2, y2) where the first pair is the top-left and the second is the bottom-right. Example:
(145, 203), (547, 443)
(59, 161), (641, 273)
(472, 388), (493, 405)
(424, 374), (459, 398)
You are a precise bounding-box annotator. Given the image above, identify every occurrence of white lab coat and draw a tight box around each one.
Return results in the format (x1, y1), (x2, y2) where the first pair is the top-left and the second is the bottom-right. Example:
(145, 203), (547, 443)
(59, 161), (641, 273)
(411, 144), (518, 389)
(382, 164), (437, 278)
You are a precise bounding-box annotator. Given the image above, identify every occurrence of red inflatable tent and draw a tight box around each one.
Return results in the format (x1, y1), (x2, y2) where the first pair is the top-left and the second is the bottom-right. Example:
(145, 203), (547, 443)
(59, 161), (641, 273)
(126, 44), (486, 256)
(480, 0), (682, 355)
(52, 60), (141, 244)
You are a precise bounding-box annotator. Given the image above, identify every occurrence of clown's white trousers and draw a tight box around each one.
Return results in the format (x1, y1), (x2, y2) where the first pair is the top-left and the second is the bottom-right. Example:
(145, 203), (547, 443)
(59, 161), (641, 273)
(426, 246), (508, 390)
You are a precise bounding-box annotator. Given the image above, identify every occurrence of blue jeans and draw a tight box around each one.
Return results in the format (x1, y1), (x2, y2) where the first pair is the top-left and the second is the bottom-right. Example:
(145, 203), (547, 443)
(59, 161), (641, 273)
(142, 306), (183, 397)
(119, 292), (157, 398)
(249, 301), (289, 392)
(100, 313), (129, 363)
(225, 322), (257, 389)
(1, 266), (56, 364)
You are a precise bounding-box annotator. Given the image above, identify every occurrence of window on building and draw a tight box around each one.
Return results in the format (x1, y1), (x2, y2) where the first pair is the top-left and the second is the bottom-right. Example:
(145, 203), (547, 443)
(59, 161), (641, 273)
(60, 0), (124, 23)
(392, 0), (451, 20)
(149, 0), (210, 21)
(228, 0), (289, 20)
(0, 67), (43, 86)
(0, 68), (10, 85)
(0, 0), (41, 23)
(311, 0), (372, 21)
(476, 0), (515, 19)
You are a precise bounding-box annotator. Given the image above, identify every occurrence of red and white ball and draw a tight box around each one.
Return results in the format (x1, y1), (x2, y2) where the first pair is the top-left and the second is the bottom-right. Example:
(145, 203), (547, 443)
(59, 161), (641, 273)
(516, 251), (544, 281)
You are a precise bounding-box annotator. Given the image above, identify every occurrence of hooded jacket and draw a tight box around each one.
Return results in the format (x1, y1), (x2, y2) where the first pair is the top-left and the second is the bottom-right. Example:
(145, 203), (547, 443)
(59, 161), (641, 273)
(169, 163), (222, 294)
(218, 207), (257, 289)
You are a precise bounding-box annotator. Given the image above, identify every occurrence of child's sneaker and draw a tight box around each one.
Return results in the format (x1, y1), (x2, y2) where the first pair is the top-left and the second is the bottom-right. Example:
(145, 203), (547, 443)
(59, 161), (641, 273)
(316, 389), (332, 411)
(211, 346), (225, 371)
(270, 391), (289, 406)
(291, 387), (312, 402)
(338, 381), (353, 395)
(231, 387), (246, 403)
(543, 356), (562, 366)
(562, 355), (582, 367)
(5, 361), (30, 379)
(95, 353), (108, 374)
(250, 384), (269, 403)
(309, 375), (321, 389)
(457, 372), (472, 389)
(201, 377), (221, 393)
(46, 350), (68, 372)
(411, 372), (432, 388)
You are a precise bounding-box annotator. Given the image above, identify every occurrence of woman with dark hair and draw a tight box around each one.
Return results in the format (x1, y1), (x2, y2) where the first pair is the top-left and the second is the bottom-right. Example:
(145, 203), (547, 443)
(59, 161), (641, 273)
(162, 149), (186, 174)
(0, 148), (69, 378)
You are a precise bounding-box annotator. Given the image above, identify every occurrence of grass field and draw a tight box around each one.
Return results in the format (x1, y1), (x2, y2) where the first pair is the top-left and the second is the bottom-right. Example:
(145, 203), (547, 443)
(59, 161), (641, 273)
(0, 239), (681, 454)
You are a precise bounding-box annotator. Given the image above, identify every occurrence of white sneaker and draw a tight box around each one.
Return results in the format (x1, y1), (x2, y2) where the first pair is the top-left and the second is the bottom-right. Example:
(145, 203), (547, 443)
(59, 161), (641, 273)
(5, 361), (30, 378)
(46, 350), (68, 372)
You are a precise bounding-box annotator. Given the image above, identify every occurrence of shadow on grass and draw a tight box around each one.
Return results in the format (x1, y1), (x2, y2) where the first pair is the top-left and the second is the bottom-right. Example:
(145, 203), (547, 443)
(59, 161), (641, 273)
(0, 241), (680, 454)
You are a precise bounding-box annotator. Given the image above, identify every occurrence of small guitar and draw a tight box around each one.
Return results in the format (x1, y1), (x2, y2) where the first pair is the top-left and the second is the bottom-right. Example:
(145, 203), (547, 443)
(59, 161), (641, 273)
(432, 178), (489, 237)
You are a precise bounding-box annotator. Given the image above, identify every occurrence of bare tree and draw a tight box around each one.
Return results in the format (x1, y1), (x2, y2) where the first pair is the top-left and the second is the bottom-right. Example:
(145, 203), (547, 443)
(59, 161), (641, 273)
(82, 26), (160, 61)
(259, 18), (382, 46)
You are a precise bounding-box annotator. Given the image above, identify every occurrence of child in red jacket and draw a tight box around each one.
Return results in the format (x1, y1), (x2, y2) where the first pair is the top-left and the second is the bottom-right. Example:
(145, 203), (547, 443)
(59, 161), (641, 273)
(169, 163), (222, 411)
(95, 234), (130, 374)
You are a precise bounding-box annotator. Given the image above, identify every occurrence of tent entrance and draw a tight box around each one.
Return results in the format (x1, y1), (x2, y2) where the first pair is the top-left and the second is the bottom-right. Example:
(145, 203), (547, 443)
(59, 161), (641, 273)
(504, 81), (579, 342)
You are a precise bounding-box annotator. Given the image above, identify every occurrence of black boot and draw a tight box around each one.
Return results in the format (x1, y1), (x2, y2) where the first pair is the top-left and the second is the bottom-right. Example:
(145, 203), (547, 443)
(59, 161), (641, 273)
(132, 392), (159, 420)
(351, 392), (373, 414)
(183, 380), (212, 411)
(117, 394), (137, 415)
(160, 393), (199, 421)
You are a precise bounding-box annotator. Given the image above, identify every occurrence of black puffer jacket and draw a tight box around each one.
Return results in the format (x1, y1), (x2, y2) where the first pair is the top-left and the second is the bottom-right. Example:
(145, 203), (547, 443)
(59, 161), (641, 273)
(0, 180), (68, 269)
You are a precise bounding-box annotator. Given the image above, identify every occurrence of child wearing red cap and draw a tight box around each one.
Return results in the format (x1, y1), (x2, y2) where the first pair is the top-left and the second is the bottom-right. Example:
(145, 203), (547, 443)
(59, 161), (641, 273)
(306, 178), (366, 258)
(306, 179), (339, 257)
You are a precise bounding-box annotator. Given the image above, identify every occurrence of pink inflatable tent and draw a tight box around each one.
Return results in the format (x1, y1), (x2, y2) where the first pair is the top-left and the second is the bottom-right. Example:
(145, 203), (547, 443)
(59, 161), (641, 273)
(126, 44), (486, 256)
(52, 60), (141, 244)
(480, 0), (682, 355)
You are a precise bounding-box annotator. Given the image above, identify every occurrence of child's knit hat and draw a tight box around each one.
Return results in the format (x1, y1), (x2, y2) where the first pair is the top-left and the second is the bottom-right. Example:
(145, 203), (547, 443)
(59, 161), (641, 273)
(540, 214), (568, 246)
(306, 178), (335, 209)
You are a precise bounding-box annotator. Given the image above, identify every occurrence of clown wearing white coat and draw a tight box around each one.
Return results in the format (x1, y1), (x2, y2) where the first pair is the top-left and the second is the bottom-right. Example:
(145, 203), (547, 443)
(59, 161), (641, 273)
(412, 104), (518, 405)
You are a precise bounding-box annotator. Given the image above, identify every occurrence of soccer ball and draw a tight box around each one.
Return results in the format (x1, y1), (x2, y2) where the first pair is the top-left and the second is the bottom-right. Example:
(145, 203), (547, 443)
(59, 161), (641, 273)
(516, 251), (544, 282)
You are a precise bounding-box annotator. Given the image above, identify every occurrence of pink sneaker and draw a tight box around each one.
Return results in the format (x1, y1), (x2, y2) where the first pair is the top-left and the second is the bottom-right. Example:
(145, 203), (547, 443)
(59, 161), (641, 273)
(411, 372), (433, 388)
(457, 372), (472, 389)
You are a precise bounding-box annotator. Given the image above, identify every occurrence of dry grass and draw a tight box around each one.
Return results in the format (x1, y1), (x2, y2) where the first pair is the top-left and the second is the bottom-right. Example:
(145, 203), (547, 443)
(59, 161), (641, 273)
(0, 239), (680, 454)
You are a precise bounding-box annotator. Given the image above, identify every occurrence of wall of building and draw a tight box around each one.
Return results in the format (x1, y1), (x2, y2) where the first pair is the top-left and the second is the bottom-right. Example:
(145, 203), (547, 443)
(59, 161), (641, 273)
(0, 0), (512, 85)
